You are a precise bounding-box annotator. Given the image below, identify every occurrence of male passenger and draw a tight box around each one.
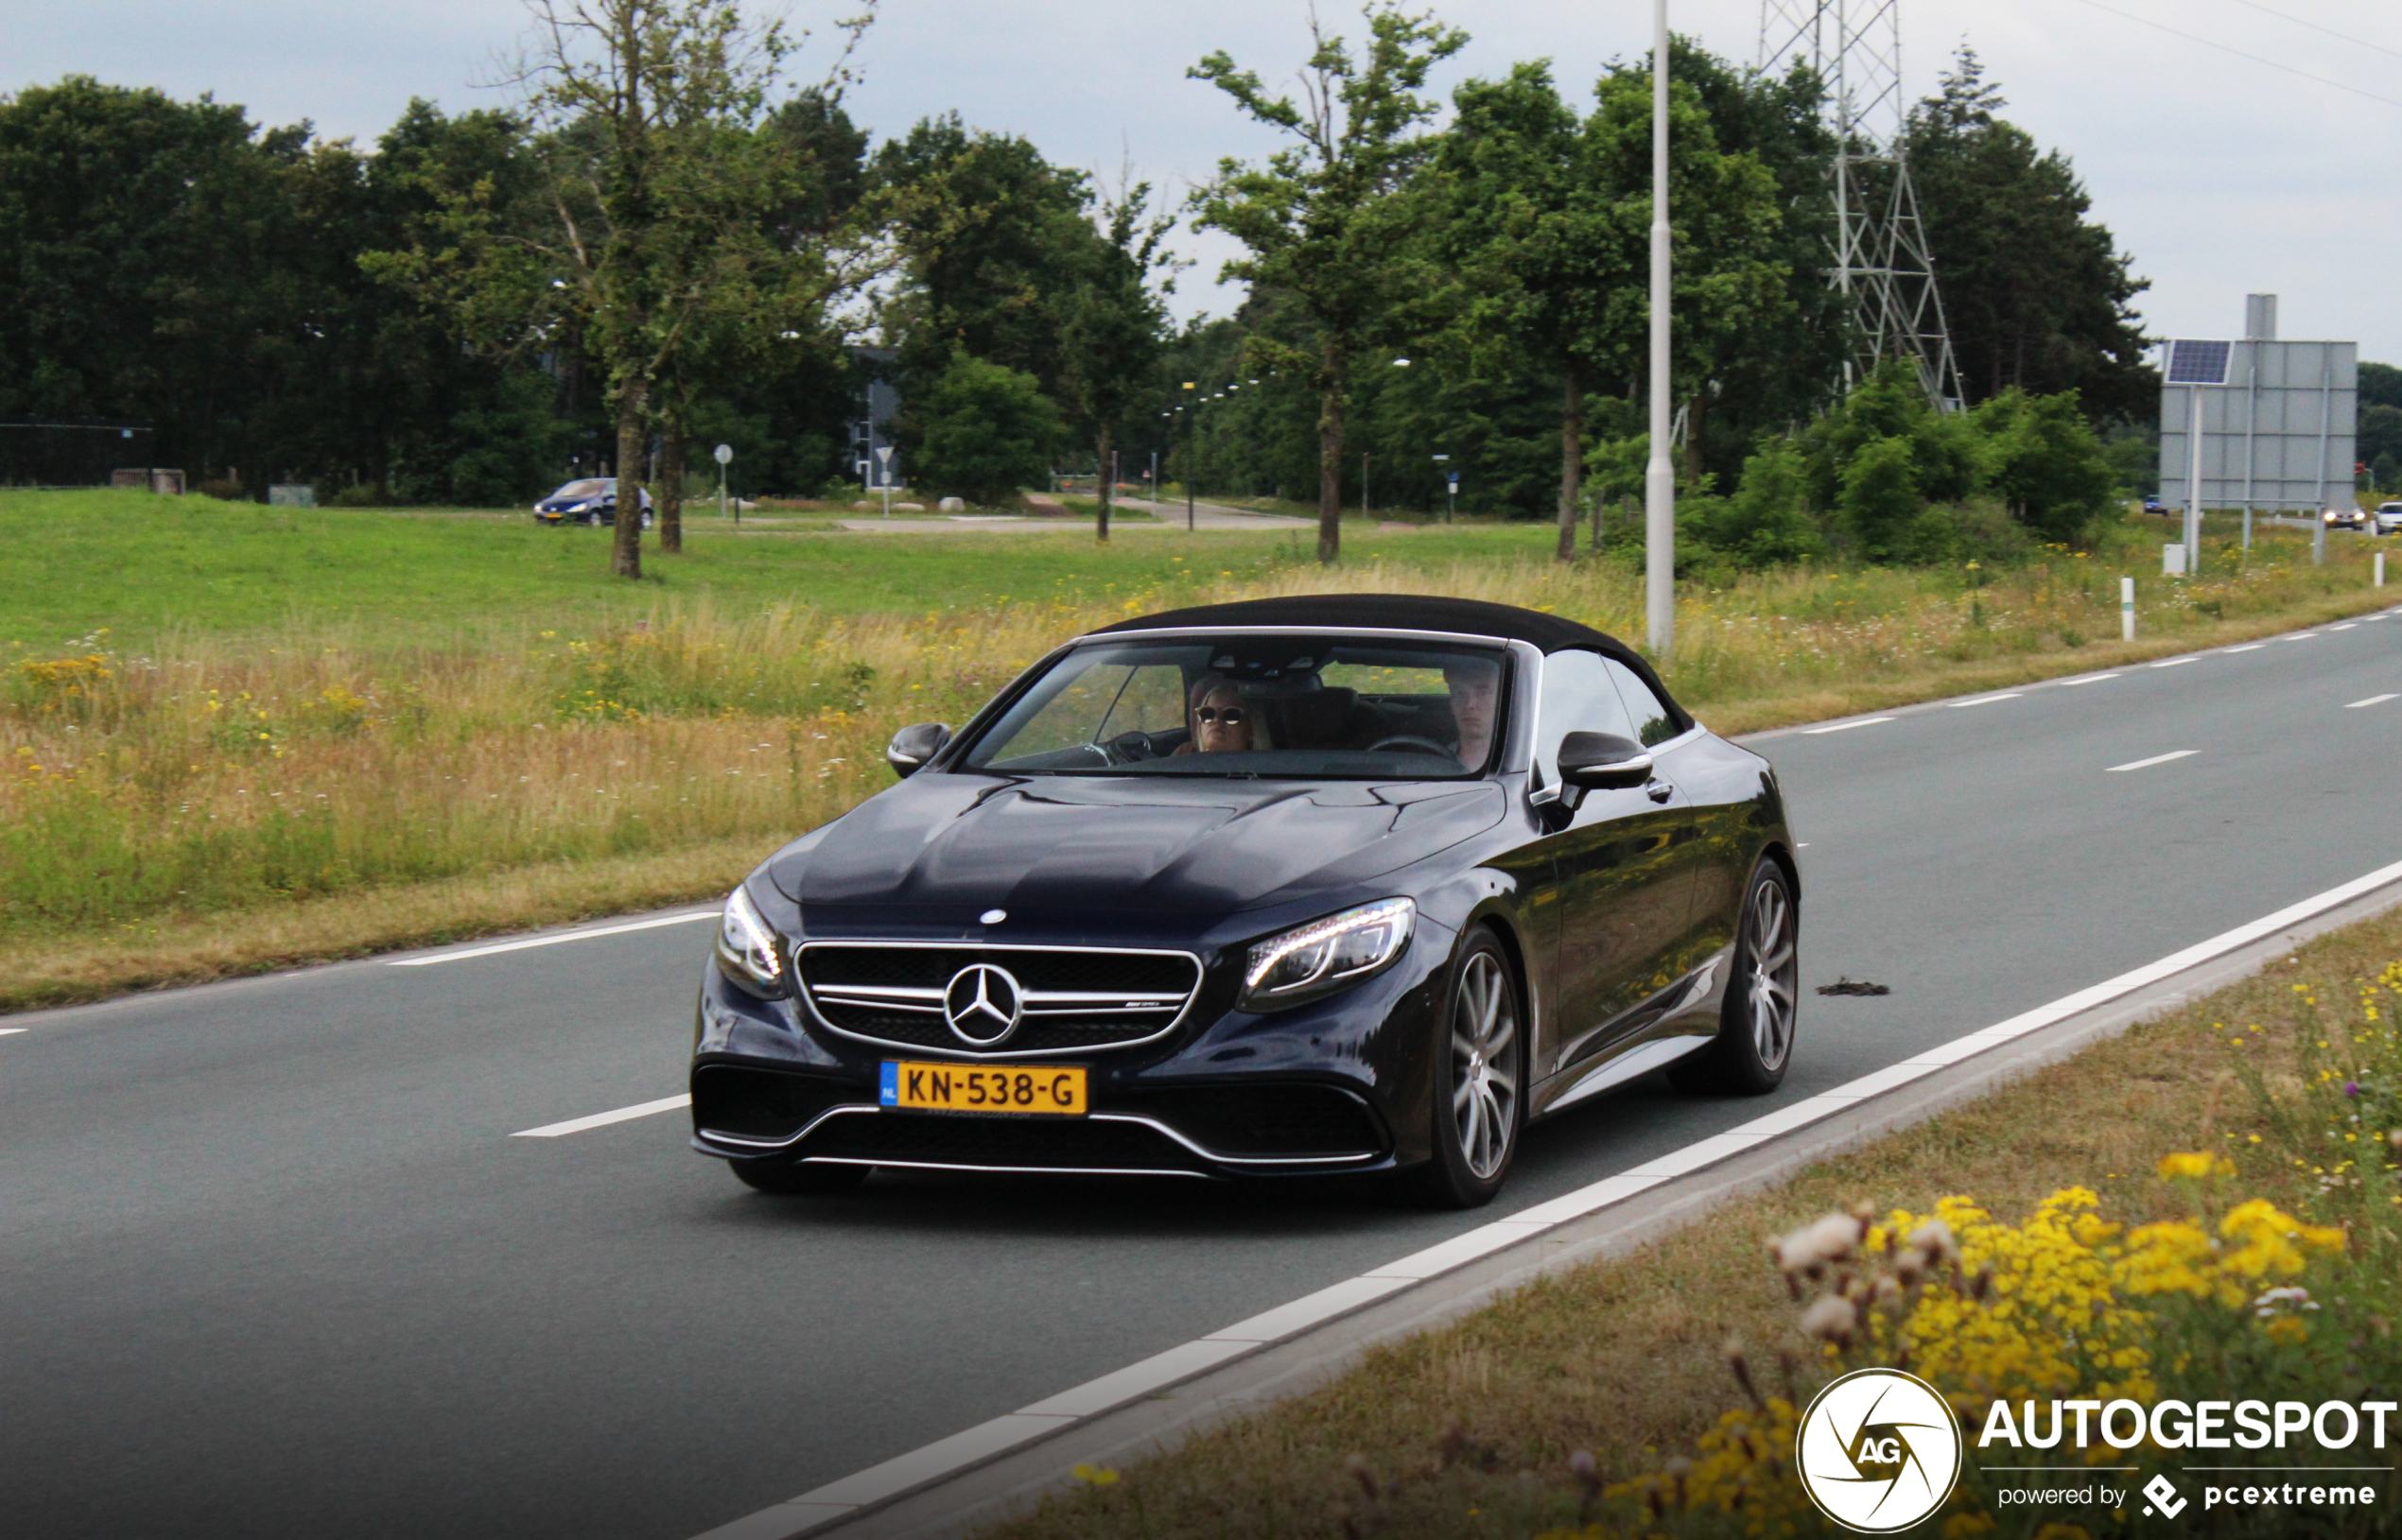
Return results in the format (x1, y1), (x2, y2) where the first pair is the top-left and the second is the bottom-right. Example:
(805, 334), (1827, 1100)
(1441, 655), (1499, 769)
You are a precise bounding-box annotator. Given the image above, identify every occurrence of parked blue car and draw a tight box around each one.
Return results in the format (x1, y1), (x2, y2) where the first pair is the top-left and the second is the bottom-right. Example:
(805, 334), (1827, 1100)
(533, 477), (653, 528)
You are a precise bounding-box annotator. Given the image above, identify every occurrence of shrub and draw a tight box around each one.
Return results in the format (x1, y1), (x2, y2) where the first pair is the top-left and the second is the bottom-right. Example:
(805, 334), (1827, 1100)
(915, 351), (1061, 505)
(1971, 387), (2121, 542)
(1837, 435), (1922, 560)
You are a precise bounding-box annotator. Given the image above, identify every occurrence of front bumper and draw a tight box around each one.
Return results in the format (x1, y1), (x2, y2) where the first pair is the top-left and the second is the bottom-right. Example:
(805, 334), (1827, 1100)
(688, 918), (1455, 1179)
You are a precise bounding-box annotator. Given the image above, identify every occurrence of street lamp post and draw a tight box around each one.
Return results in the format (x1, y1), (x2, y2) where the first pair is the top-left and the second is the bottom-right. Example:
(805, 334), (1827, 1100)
(1644, 0), (1675, 657)
(1183, 381), (1197, 530)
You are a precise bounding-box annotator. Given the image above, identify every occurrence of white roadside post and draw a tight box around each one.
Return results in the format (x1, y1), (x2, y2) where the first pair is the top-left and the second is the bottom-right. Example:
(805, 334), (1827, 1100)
(2378, 550), (2387, 589)
(714, 442), (733, 525)
(875, 444), (894, 517)
(1644, 0), (1675, 657)
(2121, 576), (2135, 641)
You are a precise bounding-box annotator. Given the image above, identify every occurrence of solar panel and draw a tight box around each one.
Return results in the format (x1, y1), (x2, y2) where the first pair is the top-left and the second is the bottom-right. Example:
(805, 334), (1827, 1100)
(2167, 339), (2232, 385)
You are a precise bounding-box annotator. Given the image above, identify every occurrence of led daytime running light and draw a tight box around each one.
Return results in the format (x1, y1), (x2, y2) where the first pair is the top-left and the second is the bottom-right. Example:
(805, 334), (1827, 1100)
(719, 886), (784, 989)
(1243, 898), (1415, 1003)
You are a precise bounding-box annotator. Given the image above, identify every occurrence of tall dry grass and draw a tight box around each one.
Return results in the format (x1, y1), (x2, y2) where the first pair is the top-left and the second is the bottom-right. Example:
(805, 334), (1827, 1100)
(0, 523), (2383, 978)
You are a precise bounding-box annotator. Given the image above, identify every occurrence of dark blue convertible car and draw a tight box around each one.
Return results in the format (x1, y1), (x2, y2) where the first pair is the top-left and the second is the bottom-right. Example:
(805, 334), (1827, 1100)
(689, 596), (1800, 1206)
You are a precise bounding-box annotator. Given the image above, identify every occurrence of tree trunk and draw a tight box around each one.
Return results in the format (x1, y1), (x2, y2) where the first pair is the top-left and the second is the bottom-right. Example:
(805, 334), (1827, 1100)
(1683, 391), (1708, 488)
(1557, 365), (1583, 562)
(658, 423), (685, 554)
(1316, 340), (1346, 564)
(612, 375), (646, 580)
(1095, 424), (1113, 544)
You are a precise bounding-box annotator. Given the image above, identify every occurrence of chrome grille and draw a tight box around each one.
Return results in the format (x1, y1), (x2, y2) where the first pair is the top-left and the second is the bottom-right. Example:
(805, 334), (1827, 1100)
(795, 943), (1203, 1058)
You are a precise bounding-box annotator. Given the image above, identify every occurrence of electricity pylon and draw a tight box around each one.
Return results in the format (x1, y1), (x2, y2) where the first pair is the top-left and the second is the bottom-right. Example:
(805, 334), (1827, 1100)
(1759, 0), (1964, 409)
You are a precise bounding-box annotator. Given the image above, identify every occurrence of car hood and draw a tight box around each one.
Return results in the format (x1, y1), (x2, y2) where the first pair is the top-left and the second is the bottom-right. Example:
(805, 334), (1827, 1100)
(771, 772), (1506, 918)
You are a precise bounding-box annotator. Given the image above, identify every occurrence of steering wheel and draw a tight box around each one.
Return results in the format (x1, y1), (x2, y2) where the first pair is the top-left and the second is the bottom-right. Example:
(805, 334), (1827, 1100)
(1367, 734), (1457, 758)
(1106, 730), (1157, 763)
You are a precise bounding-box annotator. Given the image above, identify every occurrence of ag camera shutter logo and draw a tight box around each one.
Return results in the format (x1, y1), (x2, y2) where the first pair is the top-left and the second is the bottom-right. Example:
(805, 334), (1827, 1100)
(1797, 1368), (1964, 1532)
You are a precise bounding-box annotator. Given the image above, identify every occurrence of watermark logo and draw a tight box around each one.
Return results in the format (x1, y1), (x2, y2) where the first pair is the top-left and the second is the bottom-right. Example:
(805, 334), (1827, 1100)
(1797, 1368), (1964, 1533)
(2143, 1473), (2188, 1517)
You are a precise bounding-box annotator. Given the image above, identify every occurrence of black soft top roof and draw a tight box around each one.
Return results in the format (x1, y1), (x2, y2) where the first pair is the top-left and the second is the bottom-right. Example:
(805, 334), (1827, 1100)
(1091, 594), (1687, 723)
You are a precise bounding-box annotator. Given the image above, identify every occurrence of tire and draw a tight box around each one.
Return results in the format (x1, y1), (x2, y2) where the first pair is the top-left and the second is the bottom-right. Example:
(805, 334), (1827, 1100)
(1419, 926), (1525, 1208)
(1673, 858), (1799, 1096)
(729, 1158), (870, 1196)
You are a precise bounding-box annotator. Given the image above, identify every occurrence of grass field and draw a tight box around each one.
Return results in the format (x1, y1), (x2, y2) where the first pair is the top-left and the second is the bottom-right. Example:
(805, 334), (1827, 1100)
(977, 906), (2402, 1540)
(2, 488), (2393, 1010)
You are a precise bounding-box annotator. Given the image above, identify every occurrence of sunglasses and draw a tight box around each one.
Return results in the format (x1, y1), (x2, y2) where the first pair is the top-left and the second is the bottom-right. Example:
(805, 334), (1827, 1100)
(1195, 706), (1247, 725)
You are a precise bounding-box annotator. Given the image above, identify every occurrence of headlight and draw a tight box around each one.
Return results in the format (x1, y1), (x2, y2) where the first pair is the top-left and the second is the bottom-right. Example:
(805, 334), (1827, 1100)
(716, 885), (787, 995)
(1240, 898), (1415, 1012)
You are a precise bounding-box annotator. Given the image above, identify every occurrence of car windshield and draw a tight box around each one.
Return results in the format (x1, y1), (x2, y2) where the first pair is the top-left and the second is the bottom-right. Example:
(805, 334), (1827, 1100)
(960, 635), (1510, 779)
(550, 479), (611, 499)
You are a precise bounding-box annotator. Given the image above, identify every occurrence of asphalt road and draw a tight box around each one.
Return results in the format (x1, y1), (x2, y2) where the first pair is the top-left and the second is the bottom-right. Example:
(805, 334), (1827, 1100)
(6, 610), (2400, 1540)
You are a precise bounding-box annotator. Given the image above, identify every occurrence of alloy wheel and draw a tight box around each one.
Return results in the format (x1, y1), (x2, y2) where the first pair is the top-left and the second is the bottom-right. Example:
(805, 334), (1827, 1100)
(1450, 950), (1521, 1181)
(1747, 876), (1798, 1072)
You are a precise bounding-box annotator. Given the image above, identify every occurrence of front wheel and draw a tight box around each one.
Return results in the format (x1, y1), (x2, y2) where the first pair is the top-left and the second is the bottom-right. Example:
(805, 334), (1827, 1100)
(1419, 926), (1524, 1208)
(730, 1158), (870, 1195)
(1673, 858), (1798, 1095)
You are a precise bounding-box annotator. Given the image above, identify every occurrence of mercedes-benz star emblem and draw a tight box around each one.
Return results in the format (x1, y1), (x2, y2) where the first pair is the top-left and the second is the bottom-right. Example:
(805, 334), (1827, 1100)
(943, 963), (1023, 1047)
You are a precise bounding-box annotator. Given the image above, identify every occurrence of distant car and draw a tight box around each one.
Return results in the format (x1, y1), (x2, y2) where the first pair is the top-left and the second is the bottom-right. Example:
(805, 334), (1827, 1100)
(2324, 506), (2372, 532)
(533, 478), (653, 528)
(2141, 496), (2167, 516)
(2375, 503), (2402, 537)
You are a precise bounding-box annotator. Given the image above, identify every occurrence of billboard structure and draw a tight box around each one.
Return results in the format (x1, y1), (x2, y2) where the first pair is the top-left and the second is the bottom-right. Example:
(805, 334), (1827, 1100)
(2158, 294), (2356, 562)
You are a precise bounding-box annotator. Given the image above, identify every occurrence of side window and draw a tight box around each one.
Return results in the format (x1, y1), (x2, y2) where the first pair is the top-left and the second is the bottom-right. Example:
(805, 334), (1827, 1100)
(1602, 658), (1680, 747)
(1532, 649), (1639, 781)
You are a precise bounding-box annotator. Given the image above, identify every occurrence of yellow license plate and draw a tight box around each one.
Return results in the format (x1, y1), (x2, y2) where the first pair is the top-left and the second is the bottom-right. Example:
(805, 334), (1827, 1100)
(879, 1061), (1088, 1116)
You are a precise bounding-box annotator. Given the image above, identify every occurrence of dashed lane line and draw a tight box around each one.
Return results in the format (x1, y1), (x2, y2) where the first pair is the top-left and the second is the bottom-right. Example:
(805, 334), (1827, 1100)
(1946, 692), (2023, 708)
(2225, 644), (2268, 653)
(2347, 694), (2399, 709)
(690, 857), (2402, 1540)
(513, 1094), (691, 1138)
(2106, 750), (2200, 773)
(2150, 657), (2195, 667)
(389, 909), (718, 967)
(1801, 717), (1895, 735)
(2059, 673), (2121, 686)
(0, 1028), (25, 1037)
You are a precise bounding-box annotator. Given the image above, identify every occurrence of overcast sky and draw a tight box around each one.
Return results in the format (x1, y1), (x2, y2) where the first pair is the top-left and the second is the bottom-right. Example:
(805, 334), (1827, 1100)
(13, 0), (2400, 359)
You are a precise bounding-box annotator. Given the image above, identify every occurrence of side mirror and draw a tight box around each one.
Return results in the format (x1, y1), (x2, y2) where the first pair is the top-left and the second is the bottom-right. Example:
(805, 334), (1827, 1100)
(885, 722), (951, 779)
(1557, 731), (1652, 791)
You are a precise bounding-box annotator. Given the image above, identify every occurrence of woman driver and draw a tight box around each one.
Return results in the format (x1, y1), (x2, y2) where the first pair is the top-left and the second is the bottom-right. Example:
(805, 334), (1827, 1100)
(1180, 674), (1254, 753)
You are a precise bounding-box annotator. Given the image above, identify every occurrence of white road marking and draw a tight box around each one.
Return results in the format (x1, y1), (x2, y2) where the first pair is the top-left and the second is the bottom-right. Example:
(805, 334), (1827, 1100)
(2332, 623), (2358, 632)
(2106, 750), (2199, 773)
(693, 856), (2402, 1540)
(1801, 716), (1895, 735)
(513, 1094), (690, 1138)
(2059, 673), (2121, 686)
(2285, 632), (2321, 642)
(2225, 644), (2267, 653)
(2150, 658), (2195, 668)
(390, 909), (717, 966)
(1946, 692), (2022, 708)
(0, 1028), (25, 1037)
(2347, 694), (2398, 709)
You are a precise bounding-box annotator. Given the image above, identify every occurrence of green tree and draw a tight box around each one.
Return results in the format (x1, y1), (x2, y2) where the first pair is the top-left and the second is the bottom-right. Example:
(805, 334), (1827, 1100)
(1054, 182), (1176, 542)
(915, 352), (1059, 505)
(873, 115), (1093, 396)
(1191, 4), (1468, 563)
(462, 0), (872, 578)
(1901, 49), (2152, 420)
